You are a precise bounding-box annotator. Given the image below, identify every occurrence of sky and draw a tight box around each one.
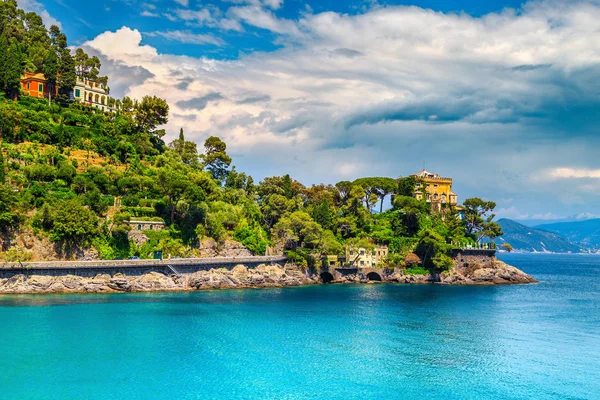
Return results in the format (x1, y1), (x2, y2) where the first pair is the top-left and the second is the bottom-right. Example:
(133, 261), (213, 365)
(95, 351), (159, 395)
(17, 0), (600, 223)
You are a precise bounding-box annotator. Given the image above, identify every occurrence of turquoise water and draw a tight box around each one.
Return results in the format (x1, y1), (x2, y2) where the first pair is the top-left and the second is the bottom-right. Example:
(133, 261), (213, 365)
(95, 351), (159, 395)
(1, 253), (599, 400)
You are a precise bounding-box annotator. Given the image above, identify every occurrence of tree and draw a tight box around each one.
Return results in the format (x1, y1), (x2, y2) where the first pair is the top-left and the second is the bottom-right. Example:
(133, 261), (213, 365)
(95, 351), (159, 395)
(201, 136), (231, 182)
(372, 177), (397, 213)
(415, 229), (445, 268)
(0, 143), (5, 184)
(57, 48), (76, 97)
(0, 30), (8, 92)
(0, 184), (21, 233)
(74, 48), (101, 80)
(3, 39), (22, 99)
(135, 95), (169, 135)
(463, 198), (503, 243)
(168, 128), (198, 167)
(501, 243), (513, 252)
(397, 176), (422, 197)
(42, 48), (57, 104)
(47, 198), (99, 246)
(156, 153), (189, 224)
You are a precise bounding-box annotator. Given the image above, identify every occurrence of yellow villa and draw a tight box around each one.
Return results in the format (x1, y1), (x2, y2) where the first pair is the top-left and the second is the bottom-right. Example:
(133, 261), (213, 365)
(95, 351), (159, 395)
(412, 170), (458, 212)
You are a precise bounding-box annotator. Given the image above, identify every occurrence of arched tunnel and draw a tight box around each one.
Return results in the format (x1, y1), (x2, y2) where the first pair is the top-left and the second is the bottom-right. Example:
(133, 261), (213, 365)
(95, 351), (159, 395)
(320, 272), (335, 283)
(366, 272), (382, 282)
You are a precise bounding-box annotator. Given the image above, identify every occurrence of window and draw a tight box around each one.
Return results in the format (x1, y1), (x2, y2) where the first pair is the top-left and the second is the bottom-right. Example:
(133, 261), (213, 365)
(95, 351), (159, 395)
(360, 261), (365, 266)
(149, 225), (153, 230)
(27, 82), (30, 89)
(75, 89), (80, 97)
(38, 83), (43, 92)
(416, 183), (421, 188)
(137, 225), (141, 230)
(350, 250), (353, 255)
(434, 184), (438, 188)
(434, 193), (438, 200)
(360, 250), (365, 255)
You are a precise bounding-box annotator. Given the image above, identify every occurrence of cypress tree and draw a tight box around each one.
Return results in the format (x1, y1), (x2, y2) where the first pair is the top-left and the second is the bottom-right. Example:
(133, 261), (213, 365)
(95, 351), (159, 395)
(0, 31), (8, 94)
(0, 143), (5, 184)
(57, 48), (76, 97)
(43, 49), (58, 103)
(4, 39), (23, 99)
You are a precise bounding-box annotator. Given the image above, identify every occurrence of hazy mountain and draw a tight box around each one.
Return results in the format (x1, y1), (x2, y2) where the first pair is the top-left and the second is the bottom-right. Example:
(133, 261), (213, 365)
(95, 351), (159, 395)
(535, 219), (600, 249)
(495, 219), (583, 253)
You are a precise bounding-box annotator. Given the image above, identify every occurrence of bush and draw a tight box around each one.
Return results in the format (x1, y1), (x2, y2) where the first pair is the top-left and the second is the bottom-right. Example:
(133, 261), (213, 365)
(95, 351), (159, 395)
(404, 266), (430, 276)
(403, 253), (421, 269)
(432, 252), (454, 271)
(233, 225), (270, 256)
(1, 246), (33, 262)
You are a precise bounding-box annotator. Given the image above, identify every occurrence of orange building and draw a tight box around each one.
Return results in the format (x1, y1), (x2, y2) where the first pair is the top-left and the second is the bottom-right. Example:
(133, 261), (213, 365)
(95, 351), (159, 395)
(20, 73), (58, 99)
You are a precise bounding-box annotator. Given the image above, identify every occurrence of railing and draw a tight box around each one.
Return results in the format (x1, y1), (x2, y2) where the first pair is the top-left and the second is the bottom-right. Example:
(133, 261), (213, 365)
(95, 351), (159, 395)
(166, 265), (181, 276)
(452, 242), (497, 250)
(0, 256), (288, 270)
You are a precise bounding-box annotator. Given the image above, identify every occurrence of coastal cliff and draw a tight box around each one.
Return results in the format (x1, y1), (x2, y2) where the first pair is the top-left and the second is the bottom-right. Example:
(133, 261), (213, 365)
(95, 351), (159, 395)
(0, 259), (536, 294)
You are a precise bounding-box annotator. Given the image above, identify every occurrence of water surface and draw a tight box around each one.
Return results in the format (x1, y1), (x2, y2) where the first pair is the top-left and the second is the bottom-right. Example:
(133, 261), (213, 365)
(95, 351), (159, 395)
(1, 253), (598, 399)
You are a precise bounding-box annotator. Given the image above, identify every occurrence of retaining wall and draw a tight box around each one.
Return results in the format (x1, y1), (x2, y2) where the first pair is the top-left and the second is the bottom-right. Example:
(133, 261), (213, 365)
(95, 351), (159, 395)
(0, 256), (287, 278)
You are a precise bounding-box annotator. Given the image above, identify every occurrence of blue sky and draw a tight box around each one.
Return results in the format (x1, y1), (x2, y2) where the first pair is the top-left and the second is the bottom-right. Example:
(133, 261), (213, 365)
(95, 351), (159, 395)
(18, 0), (600, 223)
(41, 0), (525, 58)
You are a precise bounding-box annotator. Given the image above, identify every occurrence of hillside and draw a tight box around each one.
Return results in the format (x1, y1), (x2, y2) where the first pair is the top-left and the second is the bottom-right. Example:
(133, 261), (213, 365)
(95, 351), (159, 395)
(536, 219), (600, 250)
(495, 219), (583, 253)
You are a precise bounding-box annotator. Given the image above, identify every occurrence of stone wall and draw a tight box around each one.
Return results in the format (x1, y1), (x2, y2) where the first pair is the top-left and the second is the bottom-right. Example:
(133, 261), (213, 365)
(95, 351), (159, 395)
(0, 256), (287, 279)
(451, 249), (496, 268)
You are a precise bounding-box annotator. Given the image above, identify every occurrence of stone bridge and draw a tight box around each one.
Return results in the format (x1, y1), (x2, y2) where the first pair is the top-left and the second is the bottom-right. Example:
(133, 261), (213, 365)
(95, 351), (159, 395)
(0, 256), (287, 279)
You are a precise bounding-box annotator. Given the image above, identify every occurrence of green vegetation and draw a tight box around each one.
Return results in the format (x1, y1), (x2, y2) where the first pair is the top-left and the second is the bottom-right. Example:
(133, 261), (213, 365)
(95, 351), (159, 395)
(0, 1), (504, 268)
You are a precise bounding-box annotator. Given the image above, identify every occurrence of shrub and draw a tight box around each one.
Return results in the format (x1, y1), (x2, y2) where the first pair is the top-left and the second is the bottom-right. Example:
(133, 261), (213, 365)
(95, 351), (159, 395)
(432, 252), (454, 271)
(403, 253), (421, 269)
(1, 246), (33, 262)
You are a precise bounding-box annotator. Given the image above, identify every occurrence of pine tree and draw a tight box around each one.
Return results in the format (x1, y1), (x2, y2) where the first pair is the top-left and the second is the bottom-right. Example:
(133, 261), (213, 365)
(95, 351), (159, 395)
(57, 48), (76, 97)
(43, 49), (58, 103)
(0, 143), (5, 184)
(0, 31), (9, 94)
(4, 39), (23, 99)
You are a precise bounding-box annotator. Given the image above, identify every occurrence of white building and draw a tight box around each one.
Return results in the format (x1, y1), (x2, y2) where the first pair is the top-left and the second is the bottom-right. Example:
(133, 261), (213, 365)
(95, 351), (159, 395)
(346, 245), (388, 268)
(73, 77), (118, 113)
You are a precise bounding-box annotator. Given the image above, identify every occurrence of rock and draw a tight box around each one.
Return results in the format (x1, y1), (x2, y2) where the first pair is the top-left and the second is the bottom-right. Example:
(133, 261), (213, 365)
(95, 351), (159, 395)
(198, 238), (253, 258)
(108, 276), (131, 292)
(0, 258), (536, 294)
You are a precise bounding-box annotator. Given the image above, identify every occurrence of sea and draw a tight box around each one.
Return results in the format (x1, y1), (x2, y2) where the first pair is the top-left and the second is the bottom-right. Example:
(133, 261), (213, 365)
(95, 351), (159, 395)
(0, 253), (598, 399)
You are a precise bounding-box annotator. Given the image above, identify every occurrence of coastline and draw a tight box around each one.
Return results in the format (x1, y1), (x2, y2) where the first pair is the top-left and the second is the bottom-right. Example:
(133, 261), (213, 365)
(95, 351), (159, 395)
(0, 259), (537, 295)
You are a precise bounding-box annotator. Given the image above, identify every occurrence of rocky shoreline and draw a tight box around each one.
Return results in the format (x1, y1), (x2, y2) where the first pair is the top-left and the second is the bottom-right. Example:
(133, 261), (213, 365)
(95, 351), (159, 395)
(0, 259), (536, 295)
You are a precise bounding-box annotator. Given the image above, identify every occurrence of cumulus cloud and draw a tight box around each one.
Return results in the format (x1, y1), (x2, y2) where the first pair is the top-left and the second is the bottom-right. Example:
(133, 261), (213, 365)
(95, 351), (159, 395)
(81, 1), (600, 216)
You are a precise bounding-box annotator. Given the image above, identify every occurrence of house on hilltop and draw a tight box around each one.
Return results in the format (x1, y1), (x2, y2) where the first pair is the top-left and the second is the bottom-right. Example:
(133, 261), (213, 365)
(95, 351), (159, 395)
(73, 77), (118, 113)
(20, 72), (58, 99)
(19, 74), (118, 113)
(412, 169), (459, 212)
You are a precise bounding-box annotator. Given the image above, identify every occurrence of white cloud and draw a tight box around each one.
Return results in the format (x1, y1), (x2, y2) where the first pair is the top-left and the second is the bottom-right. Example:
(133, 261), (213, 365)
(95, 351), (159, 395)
(145, 30), (226, 46)
(547, 167), (600, 179)
(82, 1), (600, 216)
(229, 5), (302, 35)
(141, 10), (159, 17)
(174, 0), (189, 7)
